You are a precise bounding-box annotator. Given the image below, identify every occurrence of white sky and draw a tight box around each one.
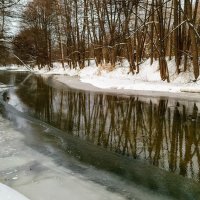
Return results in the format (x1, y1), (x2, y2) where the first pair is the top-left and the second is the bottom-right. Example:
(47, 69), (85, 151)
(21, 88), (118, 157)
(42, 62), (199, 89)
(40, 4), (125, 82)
(8, 0), (29, 36)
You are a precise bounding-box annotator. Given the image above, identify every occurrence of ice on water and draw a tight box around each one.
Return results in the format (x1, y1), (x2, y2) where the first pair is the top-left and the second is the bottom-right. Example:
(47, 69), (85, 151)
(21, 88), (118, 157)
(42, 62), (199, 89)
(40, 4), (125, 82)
(0, 114), (127, 200)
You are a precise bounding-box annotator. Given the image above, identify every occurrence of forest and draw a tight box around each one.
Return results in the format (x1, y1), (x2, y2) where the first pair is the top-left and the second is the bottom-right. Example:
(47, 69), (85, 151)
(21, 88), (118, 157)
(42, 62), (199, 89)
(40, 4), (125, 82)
(1, 0), (200, 81)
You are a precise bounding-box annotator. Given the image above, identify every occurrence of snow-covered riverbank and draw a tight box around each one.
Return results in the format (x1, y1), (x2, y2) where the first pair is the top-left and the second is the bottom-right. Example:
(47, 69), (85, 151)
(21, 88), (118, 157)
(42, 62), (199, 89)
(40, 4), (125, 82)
(1, 58), (200, 99)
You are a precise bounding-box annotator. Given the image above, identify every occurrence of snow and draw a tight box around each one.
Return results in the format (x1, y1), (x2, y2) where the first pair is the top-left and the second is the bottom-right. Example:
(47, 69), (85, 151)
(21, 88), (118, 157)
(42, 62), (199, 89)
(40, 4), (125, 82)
(1, 57), (200, 95)
(78, 58), (199, 93)
(0, 65), (30, 72)
(32, 62), (79, 76)
(0, 183), (29, 200)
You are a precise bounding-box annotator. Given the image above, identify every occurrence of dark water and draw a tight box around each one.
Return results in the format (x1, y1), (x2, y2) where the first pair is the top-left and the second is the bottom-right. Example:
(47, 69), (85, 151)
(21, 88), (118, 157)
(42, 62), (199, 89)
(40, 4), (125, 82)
(1, 71), (200, 199)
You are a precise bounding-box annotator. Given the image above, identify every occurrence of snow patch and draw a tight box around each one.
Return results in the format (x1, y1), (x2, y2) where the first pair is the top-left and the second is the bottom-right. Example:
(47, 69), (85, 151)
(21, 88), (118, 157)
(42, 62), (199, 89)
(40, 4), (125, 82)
(33, 62), (80, 76)
(0, 183), (29, 200)
(0, 65), (30, 72)
(78, 58), (200, 93)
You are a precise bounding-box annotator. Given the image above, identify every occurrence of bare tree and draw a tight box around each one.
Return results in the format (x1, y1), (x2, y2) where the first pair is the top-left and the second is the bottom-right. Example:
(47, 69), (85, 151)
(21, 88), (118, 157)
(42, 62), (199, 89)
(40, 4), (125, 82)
(14, 0), (200, 80)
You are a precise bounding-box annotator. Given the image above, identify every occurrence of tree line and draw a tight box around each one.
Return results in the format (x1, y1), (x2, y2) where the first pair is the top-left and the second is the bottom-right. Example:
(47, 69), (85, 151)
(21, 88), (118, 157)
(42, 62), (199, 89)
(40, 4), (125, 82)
(6, 0), (200, 81)
(0, 0), (21, 65)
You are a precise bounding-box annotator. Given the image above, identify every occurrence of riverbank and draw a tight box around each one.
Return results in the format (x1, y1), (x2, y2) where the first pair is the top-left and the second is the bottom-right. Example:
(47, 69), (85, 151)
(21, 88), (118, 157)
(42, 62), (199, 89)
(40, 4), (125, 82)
(50, 75), (200, 101)
(1, 59), (200, 101)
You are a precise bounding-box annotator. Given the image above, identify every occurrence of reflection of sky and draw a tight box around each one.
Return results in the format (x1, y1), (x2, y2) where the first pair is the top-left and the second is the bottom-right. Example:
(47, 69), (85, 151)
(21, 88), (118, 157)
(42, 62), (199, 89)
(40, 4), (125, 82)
(9, 88), (27, 112)
(5, 88), (29, 129)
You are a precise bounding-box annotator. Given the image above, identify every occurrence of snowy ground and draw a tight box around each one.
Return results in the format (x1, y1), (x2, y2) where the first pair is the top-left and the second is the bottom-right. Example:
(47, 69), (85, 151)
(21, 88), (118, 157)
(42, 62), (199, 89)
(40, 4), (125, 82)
(1, 58), (200, 98)
(0, 183), (29, 200)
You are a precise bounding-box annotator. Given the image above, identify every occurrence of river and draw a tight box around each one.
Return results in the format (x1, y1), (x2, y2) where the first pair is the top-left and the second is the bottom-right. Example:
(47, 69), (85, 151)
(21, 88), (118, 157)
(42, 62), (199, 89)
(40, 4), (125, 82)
(0, 71), (200, 200)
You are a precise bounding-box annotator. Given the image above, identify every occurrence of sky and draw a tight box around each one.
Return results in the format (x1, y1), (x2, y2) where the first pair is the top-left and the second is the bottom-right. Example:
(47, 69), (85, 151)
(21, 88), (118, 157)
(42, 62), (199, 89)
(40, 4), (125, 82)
(8, 0), (28, 36)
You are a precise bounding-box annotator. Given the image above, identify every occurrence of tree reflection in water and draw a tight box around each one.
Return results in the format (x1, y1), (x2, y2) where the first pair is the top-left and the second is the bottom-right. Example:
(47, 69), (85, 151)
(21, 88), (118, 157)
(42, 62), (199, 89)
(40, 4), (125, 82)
(17, 76), (200, 182)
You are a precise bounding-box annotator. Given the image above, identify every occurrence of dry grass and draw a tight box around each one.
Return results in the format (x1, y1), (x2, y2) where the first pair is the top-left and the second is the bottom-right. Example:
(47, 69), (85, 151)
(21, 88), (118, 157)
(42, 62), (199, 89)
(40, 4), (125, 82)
(97, 63), (115, 75)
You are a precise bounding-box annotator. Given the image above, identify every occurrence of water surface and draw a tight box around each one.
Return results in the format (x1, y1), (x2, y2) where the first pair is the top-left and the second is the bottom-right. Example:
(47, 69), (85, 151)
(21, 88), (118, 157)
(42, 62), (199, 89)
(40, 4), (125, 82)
(1, 71), (200, 199)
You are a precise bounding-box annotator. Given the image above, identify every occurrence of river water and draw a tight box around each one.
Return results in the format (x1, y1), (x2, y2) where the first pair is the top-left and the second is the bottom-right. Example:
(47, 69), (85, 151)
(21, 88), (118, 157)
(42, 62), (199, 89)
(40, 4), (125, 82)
(0, 71), (200, 199)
